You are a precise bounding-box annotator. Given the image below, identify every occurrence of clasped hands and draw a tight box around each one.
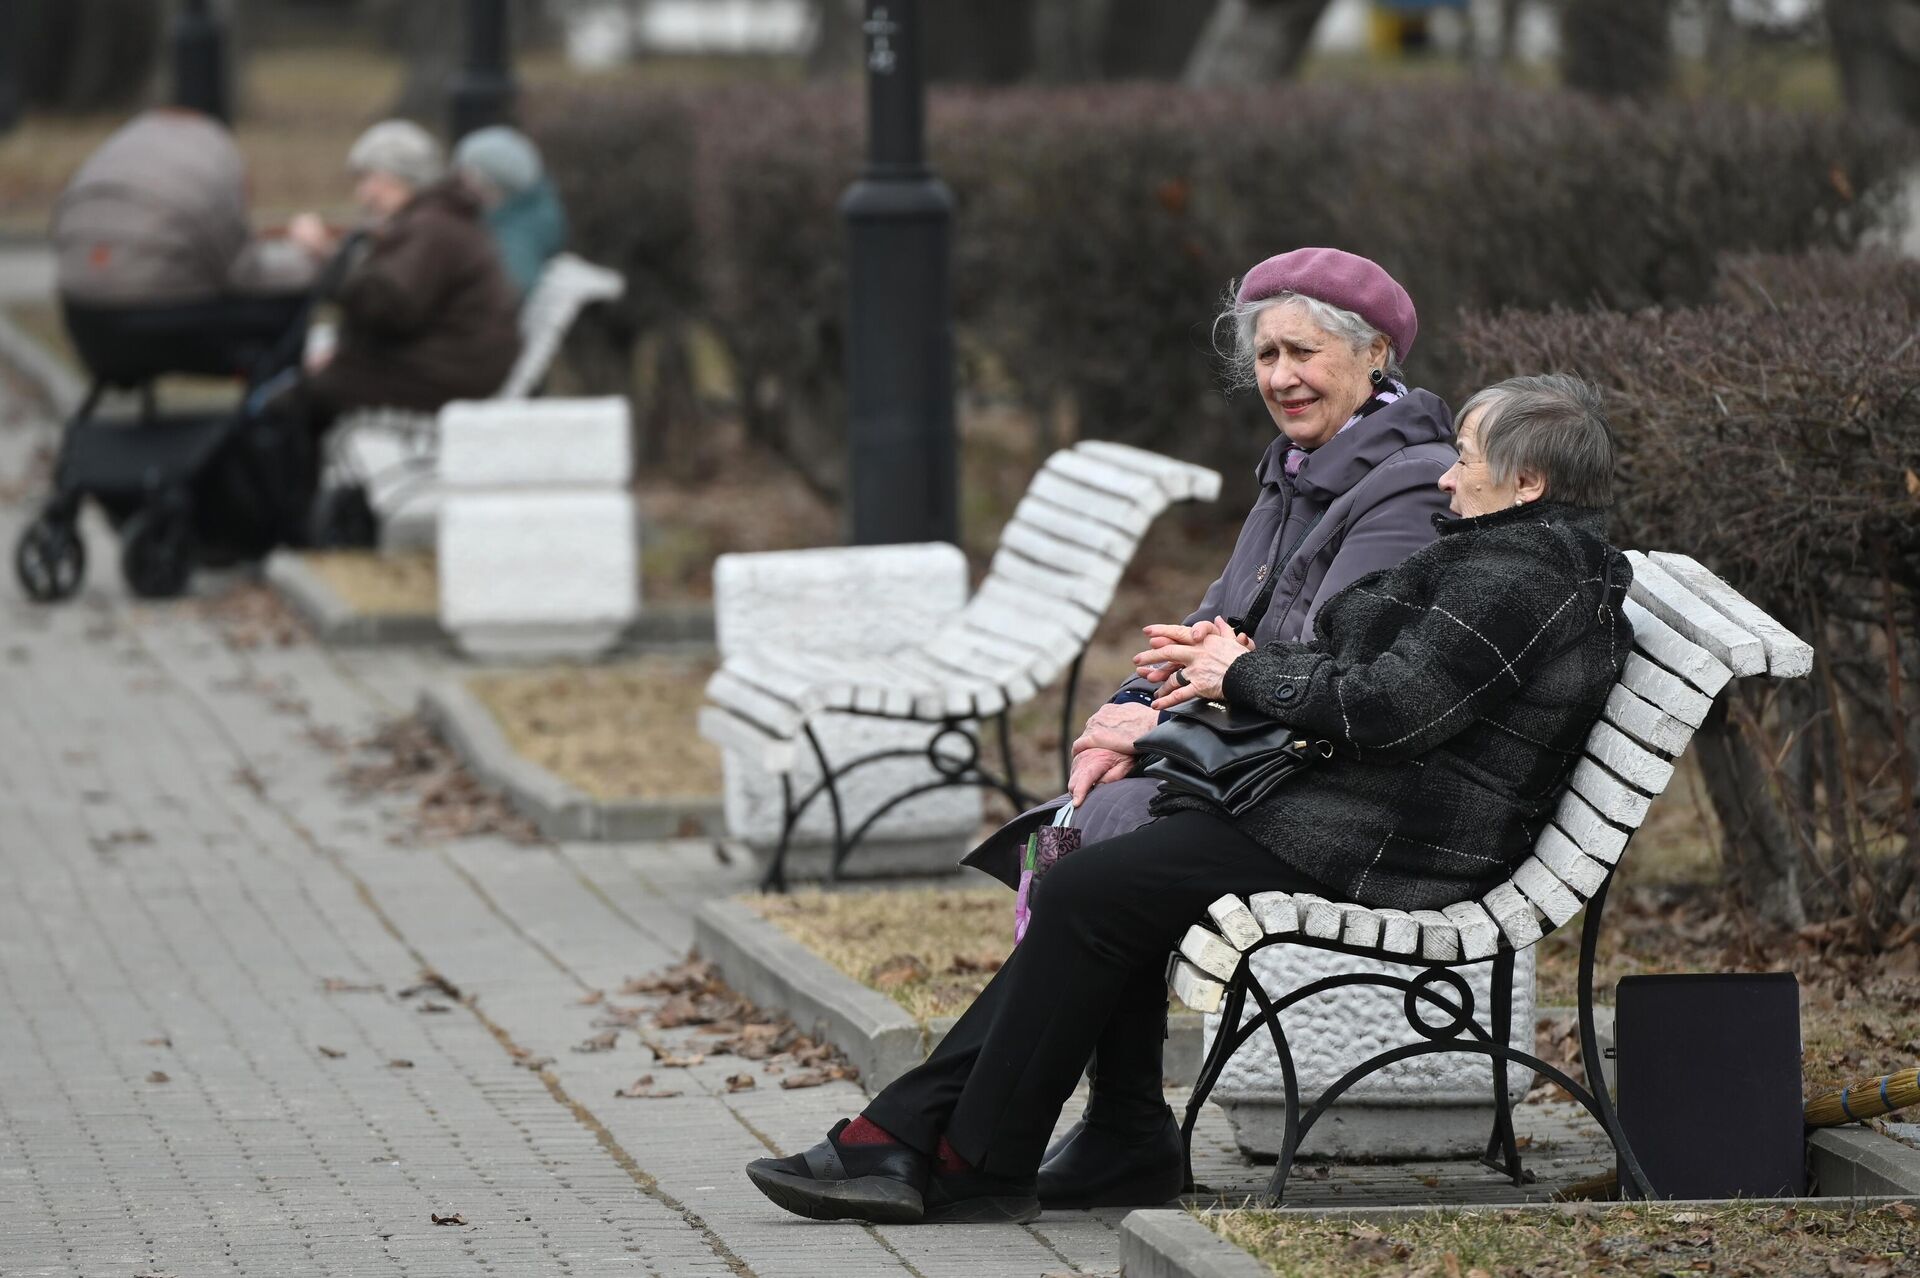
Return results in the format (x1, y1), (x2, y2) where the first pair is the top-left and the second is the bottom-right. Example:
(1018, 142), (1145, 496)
(1064, 618), (1253, 804)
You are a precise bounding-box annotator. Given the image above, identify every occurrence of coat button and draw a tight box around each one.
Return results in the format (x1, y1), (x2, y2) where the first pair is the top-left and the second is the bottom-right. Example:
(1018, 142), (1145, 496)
(1273, 685), (1297, 703)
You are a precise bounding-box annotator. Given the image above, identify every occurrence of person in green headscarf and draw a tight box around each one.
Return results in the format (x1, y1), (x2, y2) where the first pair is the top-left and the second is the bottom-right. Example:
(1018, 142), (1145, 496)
(453, 125), (569, 299)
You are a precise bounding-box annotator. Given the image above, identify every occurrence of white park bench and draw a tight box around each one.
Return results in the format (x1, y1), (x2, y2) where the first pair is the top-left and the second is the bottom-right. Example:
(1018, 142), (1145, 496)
(699, 440), (1221, 889)
(1165, 550), (1813, 1204)
(315, 253), (627, 546)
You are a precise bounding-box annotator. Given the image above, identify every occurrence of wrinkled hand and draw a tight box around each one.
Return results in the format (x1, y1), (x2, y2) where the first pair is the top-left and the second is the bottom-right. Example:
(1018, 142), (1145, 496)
(1136, 615), (1251, 708)
(288, 212), (337, 258)
(1067, 747), (1133, 805)
(1071, 700), (1157, 757)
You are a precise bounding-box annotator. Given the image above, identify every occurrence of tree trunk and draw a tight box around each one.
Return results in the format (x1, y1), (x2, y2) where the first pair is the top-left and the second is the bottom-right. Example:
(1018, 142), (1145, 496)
(1182, 0), (1331, 88)
(1561, 0), (1672, 98)
(1694, 697), (1810, 929)
(379, 0), (460, 123)
(1826, 0), (1920, 125)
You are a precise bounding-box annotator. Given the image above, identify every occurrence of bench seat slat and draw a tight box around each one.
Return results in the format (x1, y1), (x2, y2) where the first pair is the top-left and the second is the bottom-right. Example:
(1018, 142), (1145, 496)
(1295, 893), (1344, 940)
(1371, 908), (1422, 956)
(1030, 469), (1153, 534)
(1008, 492), (1137, 559)
(1624, 599), (1733, 696)
(1585, 720), (1676, 796)
(1208, 895), (1264, 951)
(998, 518), (1126, 584)
(1533, 824), (1611, 896)
(1622, 653), (1714, 727)
(1511, 857), (1584, 927)
(697, 705), (796, 772)
(1553, 790), (1630, 865)
(1626, 551), (1766, 676)
(1409, 909), (1462, 961)
(1603, 683), (1693, 756)
(1441, 901), (1501, 960)
(1170, 958), (1227, 1014)
(1650, 552), (1814, 677)
(1480, 881), (1545, 948)
(986, 547), (1115, 617)
(1180, 924), (1244, 981)
(1570, 757), (1653, 828)
(1249, 891), (1301, 935)
(1337, 904), (1385, 950)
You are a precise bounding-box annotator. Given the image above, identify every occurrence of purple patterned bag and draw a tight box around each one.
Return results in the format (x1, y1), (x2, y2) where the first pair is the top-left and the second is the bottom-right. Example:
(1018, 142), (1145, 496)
(1013, 803), (1081, 943)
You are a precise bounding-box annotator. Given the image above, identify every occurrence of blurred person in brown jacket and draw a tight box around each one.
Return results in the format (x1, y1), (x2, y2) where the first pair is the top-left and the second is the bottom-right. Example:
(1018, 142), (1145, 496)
(52, 107), (325, 386)
(285, 119), (521, 429)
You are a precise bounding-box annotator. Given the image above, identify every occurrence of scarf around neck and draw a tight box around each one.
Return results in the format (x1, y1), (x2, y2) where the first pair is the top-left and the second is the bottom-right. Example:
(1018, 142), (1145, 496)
(1282, 376), (1407, 479)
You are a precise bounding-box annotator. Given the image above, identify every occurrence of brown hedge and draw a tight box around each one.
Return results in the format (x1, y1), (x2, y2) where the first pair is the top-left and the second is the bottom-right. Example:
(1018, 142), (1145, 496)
(529, 81), (1916, 497)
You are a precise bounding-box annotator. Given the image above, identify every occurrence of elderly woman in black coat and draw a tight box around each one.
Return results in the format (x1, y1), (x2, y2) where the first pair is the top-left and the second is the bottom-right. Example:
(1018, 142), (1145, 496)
(747, 377), (1631, 1226)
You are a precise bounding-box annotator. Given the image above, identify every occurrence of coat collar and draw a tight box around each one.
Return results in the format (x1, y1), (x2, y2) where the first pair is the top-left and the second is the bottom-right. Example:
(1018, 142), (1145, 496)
(1256, 388), (1455, 499)
(1433, 498), (1608, 538)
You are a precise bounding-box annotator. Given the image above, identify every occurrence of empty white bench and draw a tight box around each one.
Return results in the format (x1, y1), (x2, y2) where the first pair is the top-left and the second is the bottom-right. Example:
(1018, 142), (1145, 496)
(319, 253), (627, 548)
(699, 440), (1221, 888)
(1167, 550), (1813, 1204)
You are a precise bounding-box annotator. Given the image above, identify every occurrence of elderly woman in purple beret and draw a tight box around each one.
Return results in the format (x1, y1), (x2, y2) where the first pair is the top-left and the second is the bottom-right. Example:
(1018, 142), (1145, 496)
(745, 249), (1469, 1223)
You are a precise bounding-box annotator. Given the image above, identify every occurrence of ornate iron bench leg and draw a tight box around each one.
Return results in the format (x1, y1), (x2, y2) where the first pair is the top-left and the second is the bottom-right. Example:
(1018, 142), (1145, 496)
(1181, 975), (1247, 1195)
(1480, 949), (1534, 1186)
(759, 773), (799, 892)
(993, 711), (1030, 809)
(1248, 980), (1304, 1207)
(1578, 877), (1654, 1200)
(802, 723), (851, 884)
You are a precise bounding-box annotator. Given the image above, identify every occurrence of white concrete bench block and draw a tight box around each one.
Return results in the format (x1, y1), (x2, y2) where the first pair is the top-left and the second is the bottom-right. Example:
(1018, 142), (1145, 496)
(1408, 909), (1461, 961)
(1585, 720), (1675, 796)
(1622, 653), (1714, 727)
(1208, 895), (1264, 951)
(1533, 824), (1610, 896)
(1481, 880), (1545, 947)
(1207, 943), (1535, 1157)
(1372, 908), (1421, 956)
(1625, 598), (1733, 696)
(1181, 924), (1245, 982)
(1603, 683), (1693, 756)
(1626, 551), (1766, 676)
(1250, 891), (1301, 935)
(1553, 789), (1630, 865)
(438, 491), (638, 659)
(1297, 893), (1344, 940)
(710, 541), (979, 851)
(1651, 552), (1814, 677)
(1171, 959), (1227, 1015)
(438, 397), (633, 489)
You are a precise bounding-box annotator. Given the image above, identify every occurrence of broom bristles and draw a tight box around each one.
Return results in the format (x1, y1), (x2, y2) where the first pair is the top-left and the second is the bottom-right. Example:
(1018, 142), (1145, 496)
(1804, 1066), (1920, 1127)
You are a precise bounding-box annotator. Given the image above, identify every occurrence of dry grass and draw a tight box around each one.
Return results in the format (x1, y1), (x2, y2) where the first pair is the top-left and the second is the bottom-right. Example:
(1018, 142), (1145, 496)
(467, 659), (722, 801)
(300, 550), (438, 617)
(743, 887), (1013, 1022)
(1201, 1201), (1917, 1278)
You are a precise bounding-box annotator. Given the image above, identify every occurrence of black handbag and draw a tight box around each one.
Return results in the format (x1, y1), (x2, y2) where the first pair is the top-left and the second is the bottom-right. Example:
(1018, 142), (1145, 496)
(1136, 698), (1330, 815)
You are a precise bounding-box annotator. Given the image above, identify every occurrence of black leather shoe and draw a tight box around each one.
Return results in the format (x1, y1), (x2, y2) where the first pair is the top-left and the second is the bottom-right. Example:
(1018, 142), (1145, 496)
(746, 1118), (928, 1223)
(925, 1166), (1041, 1224)
(1037, 1109), (1185, 1208)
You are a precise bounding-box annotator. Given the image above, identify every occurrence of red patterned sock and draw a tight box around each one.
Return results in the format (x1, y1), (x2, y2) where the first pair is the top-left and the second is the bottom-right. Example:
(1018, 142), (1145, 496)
(933, 1136), (972, 1174)
(839, 1116), (900, 1147)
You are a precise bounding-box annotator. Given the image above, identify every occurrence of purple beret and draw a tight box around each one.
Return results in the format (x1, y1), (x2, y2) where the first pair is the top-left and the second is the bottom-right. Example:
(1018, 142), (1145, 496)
(1236, 247), (1418, 362)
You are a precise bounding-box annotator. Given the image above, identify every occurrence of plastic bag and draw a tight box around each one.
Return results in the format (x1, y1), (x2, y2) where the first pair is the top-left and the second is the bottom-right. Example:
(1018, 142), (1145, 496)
(1013, 802), (1081, 944)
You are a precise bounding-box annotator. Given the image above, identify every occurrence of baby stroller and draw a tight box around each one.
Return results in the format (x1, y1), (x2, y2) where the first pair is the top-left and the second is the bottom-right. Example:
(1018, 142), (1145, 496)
(13, 252), (350, 602)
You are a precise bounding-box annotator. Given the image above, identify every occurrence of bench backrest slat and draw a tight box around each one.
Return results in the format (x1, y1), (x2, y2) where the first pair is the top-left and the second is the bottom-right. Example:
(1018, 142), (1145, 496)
(1626, 551), (1767, 676)
(1650, 552), (1815, 677)
(1625, 598), (1733, 696)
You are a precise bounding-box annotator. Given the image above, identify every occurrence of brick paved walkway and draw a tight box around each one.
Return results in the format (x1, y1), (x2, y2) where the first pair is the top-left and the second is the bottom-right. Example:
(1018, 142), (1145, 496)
(0, 376), (1610, 1278)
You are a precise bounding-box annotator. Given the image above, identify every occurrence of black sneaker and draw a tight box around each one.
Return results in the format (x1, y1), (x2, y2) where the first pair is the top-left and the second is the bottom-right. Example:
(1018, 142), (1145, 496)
(745, 1118), (928, 1224)
(924, 1165), (1041, 1224)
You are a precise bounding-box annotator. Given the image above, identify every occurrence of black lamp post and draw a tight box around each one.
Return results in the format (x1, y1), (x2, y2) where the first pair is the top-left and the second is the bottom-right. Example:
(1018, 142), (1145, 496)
(0, 0), (19, 137)
(840, 0), (958, 546)
(449, 0), (517, 141)
(172, 0), (230, 123)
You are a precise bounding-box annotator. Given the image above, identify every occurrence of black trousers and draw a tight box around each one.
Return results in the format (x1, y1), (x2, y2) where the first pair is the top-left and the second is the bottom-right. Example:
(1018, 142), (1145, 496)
(862, 810), (1331, 1176)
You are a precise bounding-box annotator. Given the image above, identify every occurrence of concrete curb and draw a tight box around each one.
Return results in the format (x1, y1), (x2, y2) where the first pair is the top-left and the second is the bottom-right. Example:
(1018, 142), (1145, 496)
(1120, 1211), (1272, 1278)
(266, 552), (447, 647)
(1810, 1127), (1920, 1196)
(0, 308), (84, 418)
(265, 549), (716, 652)
(693, 897), (930, 1092)
(418, 676), (722, 842)
(690, 894), (1204, 1093)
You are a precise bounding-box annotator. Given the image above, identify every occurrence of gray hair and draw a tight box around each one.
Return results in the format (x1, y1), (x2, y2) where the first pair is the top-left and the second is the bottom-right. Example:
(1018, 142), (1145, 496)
(1213, 289), (1402, 394)
(1457, 373), (1616, 509)
(347, 119), (445, 189)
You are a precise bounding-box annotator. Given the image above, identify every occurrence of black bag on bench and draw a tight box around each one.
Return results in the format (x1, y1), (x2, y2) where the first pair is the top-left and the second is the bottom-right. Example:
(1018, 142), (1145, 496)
(1137, 699), (1330, 815)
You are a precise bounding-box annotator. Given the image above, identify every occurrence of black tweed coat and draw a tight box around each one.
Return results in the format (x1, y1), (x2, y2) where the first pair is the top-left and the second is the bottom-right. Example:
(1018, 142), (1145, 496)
(1153, 500), (1633, 911)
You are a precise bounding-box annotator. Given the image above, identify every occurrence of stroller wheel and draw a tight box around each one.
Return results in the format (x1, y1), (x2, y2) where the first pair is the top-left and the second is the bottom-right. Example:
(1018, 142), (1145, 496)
(309, 483), (379, 550)
(120, 501), (195, 599)
(14, 514), (87, 603)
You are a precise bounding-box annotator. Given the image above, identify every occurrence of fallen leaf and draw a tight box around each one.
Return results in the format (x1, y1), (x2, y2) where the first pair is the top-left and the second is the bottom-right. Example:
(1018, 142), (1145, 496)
(417, 1001), (452, 1014)
(780, 1070), (833, 1090)
(321, 978), (383, 994)
(867, 954), (930, 990)
(398, 970), (462, 1001)
(1888, 1202), (1916, 1221)
(573, 1030), (619, 1054)
(654, 1050), (705, 1069)
(616, 1075), (682, 1099)
(430, 1212), (467, 1226)
(1442, 1252), (1462, 1278)
(1420, 1175), (1441, 1188)
(725, 1073), (756, 1092)
(142, 1036), (171, 1048)
(1906, 468), (1920, 500)
(147, 1070), (170, 1084)
(318, 1045), (346, 1059)
(577, 989), (605, 1006)
(388, 1059), (414, 1069)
